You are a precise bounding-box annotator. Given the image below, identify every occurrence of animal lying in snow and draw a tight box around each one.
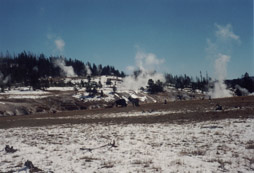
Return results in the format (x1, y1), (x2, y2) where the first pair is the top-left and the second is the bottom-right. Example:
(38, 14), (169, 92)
(18, 160), (42, 172)
(5, 145), (17, 153)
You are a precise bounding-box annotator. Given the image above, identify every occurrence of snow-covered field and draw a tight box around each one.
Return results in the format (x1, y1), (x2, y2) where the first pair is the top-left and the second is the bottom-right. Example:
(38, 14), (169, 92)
(1, 118), (253, 172)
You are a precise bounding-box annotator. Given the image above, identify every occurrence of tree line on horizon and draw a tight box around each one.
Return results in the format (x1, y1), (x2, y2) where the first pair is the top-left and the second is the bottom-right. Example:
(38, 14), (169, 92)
(0, 51), (253, 94)
(0, 51), (125, 91)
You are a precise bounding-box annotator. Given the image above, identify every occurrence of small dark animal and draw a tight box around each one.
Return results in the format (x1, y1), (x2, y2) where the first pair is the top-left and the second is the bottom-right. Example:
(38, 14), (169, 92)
(24, 160), (35, 169)
(177, 95), (183, 100)
(215, 104), (223, 110)
(109, 140), (117, 148)
(5, 145), (17, 153)
(115, 99), (127, 107)
(128, 96), (140, 107)
(24, 160), (42, 172)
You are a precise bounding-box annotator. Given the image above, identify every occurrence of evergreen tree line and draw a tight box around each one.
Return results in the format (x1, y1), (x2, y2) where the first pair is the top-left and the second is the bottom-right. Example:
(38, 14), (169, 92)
(0, 51), (125, 90)
(226, 72), (254, 95)
(164, 71), (210, 92)
(165, 72), (254, 94)
(0, 51), (253, 94)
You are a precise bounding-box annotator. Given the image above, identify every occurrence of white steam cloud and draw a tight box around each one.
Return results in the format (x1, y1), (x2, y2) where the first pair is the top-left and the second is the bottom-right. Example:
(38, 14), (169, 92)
(214, 54), (230, 82)
(55, 38), (65, 52)
(0, 71), (11, 88)
(135, 51), (164, 72)
(215, 24), (240, 42)
(85, 64), (92, 76)
(47, 34), (66, 54)
(235, 85), (249, 96)
(209, 54), (232, 98)
(121, 50), (165, 91)
(53, 58), (77, 77)
(207, 23), (240, 98)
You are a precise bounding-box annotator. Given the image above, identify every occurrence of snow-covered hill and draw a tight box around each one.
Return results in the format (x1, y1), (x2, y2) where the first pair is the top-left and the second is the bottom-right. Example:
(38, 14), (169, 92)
(0, 75), (208, 116)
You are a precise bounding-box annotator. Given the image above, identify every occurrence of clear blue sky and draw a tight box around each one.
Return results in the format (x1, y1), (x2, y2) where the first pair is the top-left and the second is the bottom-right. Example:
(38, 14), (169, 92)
(0, 0), (253, 79)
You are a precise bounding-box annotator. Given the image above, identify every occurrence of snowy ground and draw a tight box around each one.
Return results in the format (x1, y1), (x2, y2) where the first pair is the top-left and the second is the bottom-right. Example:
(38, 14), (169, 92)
(34, 110), (192, 121)
(0, 88), (50, 99)
(1, 118), (253, 173)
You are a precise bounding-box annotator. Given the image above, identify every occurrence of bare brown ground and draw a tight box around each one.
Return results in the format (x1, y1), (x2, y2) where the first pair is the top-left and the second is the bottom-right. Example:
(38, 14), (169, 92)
(0, 96), (254, 129)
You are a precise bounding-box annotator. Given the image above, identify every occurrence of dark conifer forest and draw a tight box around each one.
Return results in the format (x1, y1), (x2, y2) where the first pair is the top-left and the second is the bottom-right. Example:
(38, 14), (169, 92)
(0, 51), (125, 88)
(0, 51), (253, 94)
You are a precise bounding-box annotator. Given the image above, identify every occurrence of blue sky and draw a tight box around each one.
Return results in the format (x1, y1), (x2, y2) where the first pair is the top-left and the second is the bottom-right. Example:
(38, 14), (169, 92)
(0, 0), (253, 79)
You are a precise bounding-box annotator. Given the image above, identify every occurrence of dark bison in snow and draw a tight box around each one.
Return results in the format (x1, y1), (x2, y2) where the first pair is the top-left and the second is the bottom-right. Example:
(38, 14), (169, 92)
(128, 96), (140, 107)
(115, 99), (127, 107)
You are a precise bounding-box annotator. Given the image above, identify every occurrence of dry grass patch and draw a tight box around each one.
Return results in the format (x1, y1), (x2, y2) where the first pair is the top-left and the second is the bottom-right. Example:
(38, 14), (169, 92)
(246, 140), (254, 149)
(80, 156), (99, 162)
(180, 149), (206, 156)
(12, 155), (19, 158)
(191, 149), (206, 156)
(100, 161), (115, 169)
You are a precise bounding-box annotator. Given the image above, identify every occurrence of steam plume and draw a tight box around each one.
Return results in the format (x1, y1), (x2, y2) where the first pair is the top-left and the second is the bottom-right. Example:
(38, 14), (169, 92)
(0, 71), (11, 84)
(55, 38), (65, 52)
(209, 54), (232, 98)
(53, 58), (77, 77)
(235, 85), (249, 96)
(121, 50), (165, 91)
(207, 23), (240, 98)
(85, 64), (92, 76)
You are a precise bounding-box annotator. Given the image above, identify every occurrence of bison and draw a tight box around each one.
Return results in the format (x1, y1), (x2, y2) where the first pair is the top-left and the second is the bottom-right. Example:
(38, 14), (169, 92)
(128, 96), (140, 107)
(115, 99), (127, 107)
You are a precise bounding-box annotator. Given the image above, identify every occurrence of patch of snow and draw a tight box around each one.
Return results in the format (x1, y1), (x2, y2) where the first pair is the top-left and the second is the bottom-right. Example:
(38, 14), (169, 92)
(8, 95), (48, 99)
(146, 95), (157, 103)
(195, 89), (202, 93)
(73, 92), (115, 103)
(0, 89), (50, 99)
(0, 89), (49, 95)
(35, 110), (192, 120)
(47, 87), (75, 91)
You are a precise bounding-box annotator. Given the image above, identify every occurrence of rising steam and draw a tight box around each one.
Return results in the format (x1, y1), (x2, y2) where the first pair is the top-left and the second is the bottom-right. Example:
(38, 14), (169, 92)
(235, 85), (249, 96)
(0, 71), (11, 85)
(121, 50), (165, 91)
(55, 38), (65, 52)
(53, 58), (77, 77)
(207, 24), (240, 98)
(209, 54), (232, 98)
(85, 64), (92, 76)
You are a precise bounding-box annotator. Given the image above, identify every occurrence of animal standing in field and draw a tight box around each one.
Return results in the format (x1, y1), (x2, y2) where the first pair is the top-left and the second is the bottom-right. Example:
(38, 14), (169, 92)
(115, 99), (127, 107)
(128, 96), (140, 107)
